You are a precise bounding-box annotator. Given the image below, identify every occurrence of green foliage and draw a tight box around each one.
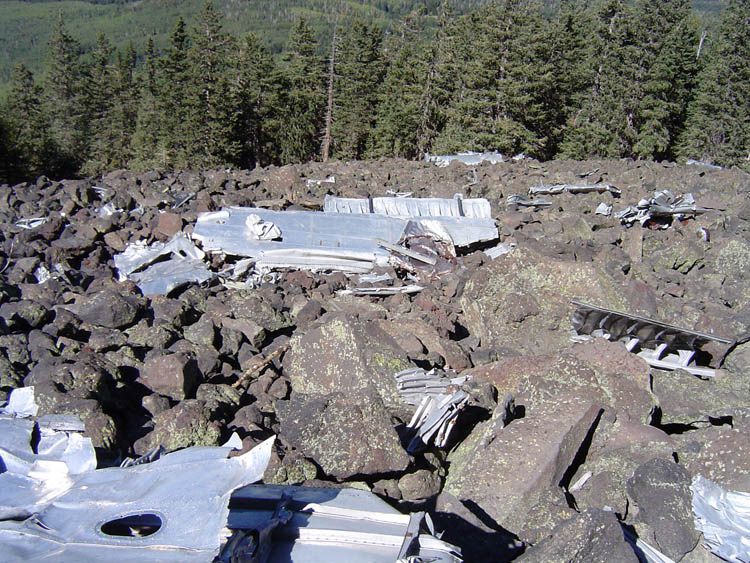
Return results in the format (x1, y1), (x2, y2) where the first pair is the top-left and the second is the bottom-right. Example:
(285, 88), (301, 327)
(0, 0), (746, 182)
(184, 0), (239, 167)
(369, 13), (433, 159)
(275, 19), (325, 163)
(432, 1), (555, 157)
(231, 33), (279, 168)
(3, 64), (54, 180)
(678, 0), (750, 169)
(44, 14), (87, 176)
(632, 0), (699, 160)
(330, 19), (384, 159)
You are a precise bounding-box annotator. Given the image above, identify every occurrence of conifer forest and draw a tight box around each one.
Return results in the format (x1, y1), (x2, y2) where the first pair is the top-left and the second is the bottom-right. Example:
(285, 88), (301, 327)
(0, 0), (748, 184)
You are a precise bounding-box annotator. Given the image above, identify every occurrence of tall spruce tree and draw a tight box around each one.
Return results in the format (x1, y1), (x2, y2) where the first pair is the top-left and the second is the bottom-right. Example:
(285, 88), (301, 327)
(432, 1), (553, 157)
(81, 33), (115, 175)
(632, 0), (699, 160)
(370, 13), (431, 159)
(106, 43), (139, 170)
(44, 14), (86, 177)
(157, 17), (191, 168)
(231, 33), (277, 168)
(185, 0), (238, 167)
(678, 0), (750, 168)
(330, 19), (384, 160)
(548, 0), (597, 157)
(276, 19), (325, 163)
(557, 0), (640, 158)
(131, 38), (162, 169)
(0, 112), (14, 184)
(4, 64), (54, 179)
(417, 1), (461, 156)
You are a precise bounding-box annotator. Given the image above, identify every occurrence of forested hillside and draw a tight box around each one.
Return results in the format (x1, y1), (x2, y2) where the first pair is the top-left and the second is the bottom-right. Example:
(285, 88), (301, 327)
(0, 0), (725, 90)
(0, 0), (485, 89)
(0, 0), (747, 183)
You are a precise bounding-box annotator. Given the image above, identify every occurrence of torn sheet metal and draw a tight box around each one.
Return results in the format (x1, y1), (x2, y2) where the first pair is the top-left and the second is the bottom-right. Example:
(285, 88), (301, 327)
(338, 284), (423, 296)
(15, 217), (47, 229)
(97, 202), (123, 218)
(246, 214), (282, 240)
(223, 485), (462, 562)
(615, 190), (707, 228)
(114, 233), (213, 295)
(1, 386), (38, 417)
(305, 176), (335, 188)
(385, 190), (413, 198)
(324, 194), (492, 219)
(425, 151), (504, 167)
(323, 195), (498, 248)
(570, 300), (734, 377)
(528, 183), (622, 196)
(356, 272), (394, 284)
(686, 159), (722, 170)
(193, 208), (405, 273)
(484, 242), (517, 259)
(595, 202), (613, 216)
(395, 368), (470, 452)
(692, 475), (750, 563)
(0, 409), (275, 562)
(506, 194), (552, 209)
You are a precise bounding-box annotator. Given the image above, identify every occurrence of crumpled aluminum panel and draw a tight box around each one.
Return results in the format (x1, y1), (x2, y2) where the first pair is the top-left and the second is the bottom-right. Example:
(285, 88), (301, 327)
(323, 195), (492, 219)
(114, 234), (213, 296)
(226, 485), (462, 562)
(425, 151), (504, 167)
(570, 300), (734, 375)
(193, 208), (406, 272)
(692, 475), (750, 563)
(323, 196), (498, 247)
(0, 399), (274, 563)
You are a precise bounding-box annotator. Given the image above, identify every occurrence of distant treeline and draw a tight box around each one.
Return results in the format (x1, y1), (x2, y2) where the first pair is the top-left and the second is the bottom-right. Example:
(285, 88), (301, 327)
(0, 0), (748, 183)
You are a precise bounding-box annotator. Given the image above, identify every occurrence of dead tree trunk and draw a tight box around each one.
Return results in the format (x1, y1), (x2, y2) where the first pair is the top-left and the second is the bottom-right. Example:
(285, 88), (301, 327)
(321, 26), (337, 162)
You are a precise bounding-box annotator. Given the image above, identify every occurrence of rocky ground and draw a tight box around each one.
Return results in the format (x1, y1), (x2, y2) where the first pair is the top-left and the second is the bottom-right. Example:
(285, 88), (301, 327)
(1, 157), (749, 561)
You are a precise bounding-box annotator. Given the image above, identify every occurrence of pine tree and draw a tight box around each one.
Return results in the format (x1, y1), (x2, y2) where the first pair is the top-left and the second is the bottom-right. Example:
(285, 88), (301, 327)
(369, 13), (431, 159)
(185, 0), (238, 168)
(4, 64), (54, 179)
(157, 17), (191, 168)
(231, 33), (278, 168)
(547, 0), (597, 157)
(0, 112), (14, 184)
(416, 1), (461, 156)
(105, 43), (140, 170)
(632, 0), (699, 160)
(330, 19), (384, 160)
(678, 0), (750, 169)
(557, 0), (640, 159)
(81, 33), (115, 175)
(131, 38), (162, 170)
(44, 14), (86, 177)
(275, 19), (325, 164)
(432, 1), (553, 157)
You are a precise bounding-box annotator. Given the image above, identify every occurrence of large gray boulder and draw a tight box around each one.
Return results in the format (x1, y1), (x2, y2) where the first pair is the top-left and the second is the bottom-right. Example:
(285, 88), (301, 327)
(138, 352), (202, 401)
(460, 248), (636, 355)
(518, 509), (638, 563)
(627, 459), (700, 561)
(283, 316), (412, 412)
(277, 390), (410, 480)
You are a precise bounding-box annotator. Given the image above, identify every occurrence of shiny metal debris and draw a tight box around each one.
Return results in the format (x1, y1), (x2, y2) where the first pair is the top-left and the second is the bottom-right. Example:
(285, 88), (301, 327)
(528, 183), (622, 196)
(615, 190), (707, 228)
(570, 300), (734, 377)
(425, 151), (505, 167)
(114, 233), (213, 296)
(692, 476), (750, 563)
(395, 368), (471, 453)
